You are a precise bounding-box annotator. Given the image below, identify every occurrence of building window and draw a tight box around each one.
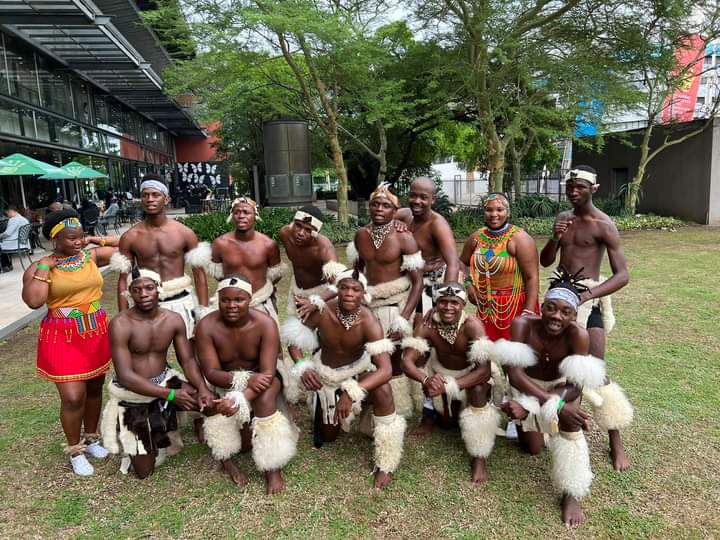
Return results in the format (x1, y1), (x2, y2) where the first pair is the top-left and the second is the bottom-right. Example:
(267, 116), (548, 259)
(0, 99), (34, 137)
(94, 94), (108, 127)
(72, 80), (92, 124)
(3, 37), (40, 106)
(36, 57), (73, 118)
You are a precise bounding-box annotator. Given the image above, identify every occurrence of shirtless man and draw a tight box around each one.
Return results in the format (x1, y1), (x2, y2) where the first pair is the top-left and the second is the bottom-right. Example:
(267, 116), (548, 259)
(281, 269), (406, 490)
(102, 269), (215, 478)
(348, 183), (424, 418)
(492, 269), (607, 527)
(401, 283), (499, 483)
(111, 174), (211, 337)
(395, 176), (461, 434)
(539, 165), (633, 471)
(277, 206), (345, 365)
(195, 275), (297, 495)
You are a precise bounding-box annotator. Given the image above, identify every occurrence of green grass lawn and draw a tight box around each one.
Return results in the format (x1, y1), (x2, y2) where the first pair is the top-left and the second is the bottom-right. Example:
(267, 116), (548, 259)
(0, 227), (718, 539)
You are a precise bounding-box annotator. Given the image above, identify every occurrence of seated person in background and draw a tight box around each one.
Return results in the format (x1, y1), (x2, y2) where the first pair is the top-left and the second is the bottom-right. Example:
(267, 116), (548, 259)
(0, 205), (30, 271)
(78, 199), (99, 233)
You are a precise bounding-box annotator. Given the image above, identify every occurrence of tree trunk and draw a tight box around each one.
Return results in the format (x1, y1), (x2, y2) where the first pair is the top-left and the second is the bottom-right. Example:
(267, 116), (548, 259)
(328, 133), (349, 224)
(625, 126), (652, 213)
(511, 151), (522, 201)
(488, 151), (506, 193)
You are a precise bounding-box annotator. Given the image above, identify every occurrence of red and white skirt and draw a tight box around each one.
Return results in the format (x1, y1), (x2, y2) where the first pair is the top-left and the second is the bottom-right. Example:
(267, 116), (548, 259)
(36, 300), (111, 383)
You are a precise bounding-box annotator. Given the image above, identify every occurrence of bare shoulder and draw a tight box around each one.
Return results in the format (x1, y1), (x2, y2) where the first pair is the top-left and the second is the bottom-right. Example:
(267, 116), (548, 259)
(162, 308), (185, 329)
(214, 231), (234, 245)
(566, 321), (589, 343)
(109, 311), (131, 332)
(431, 210), (451, 228)
(595, 210), (619, 233)
(194, 310), (220, 336)
(120, 223), (144, 242)
(395, 208), (412, 223)
(462, 314), (484, 338)
(278, 224), (291, 242)
(251, 307), (277, 330)
(510, 314), (532, 337)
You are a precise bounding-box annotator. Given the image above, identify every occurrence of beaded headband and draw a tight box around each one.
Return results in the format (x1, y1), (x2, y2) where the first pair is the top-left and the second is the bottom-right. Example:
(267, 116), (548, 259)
(484, 192), (510, 210)
(544, 287), (580, 310)
(294, 210), (323, 236)
(337, 268), (368, 290)
(369, 182), (400, 208)
(434, 284), (467, 303)
(217, 276), (253, 296)
(227, 197), (261, 223)
(50, 217), (82, 239)
(564, 169), (597, 185)
(140, 179), (169, 195)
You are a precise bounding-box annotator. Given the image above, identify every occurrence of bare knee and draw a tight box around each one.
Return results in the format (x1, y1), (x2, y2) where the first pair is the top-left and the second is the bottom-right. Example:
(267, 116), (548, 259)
(370, 382), (394, 413)
(518, 429), (544, 455)
(467, 383), (490, 407)
(61, 394), (86, 412)
(253, 379), (281, 417)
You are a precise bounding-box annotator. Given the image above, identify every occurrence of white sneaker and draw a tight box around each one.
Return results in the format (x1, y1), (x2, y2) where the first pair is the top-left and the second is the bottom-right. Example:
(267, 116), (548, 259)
(70, 454), (94, 476)
(85, 441), (109, 459)
(505, 422), (519, 440)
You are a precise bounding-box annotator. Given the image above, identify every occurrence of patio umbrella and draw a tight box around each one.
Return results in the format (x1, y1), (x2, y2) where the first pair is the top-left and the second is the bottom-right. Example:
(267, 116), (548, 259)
(0, 153), (73, 208)
(42, 162), (109, 203)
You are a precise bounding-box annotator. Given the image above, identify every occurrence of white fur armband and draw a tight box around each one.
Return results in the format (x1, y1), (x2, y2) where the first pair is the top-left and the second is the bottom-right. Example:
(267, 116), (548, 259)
(193, 305), (213, 322)
(443, 376), (461, 402)
(322, 261), (347, 283)
(490, 339), (537, 368)
(206, 260), (224, 280)
(230, 370), (252, 392)
(365, 338), (395, 356)
(401, 337), (430, 354)
(341, 379), (367, 403)
(400, 251), (424, 272)
(389, 316), (413, 338)
(109, 252), (132, 274)
(559, 355), (606, 390)
(280, 318), (319, 352)
(346, 242), (359, 265)
(308, 295), (326, 313)
(541, 395), (562, 426)
(468, 338), (493, 365)
(185, 242), (212, 269)
(267, 262), (288, 283)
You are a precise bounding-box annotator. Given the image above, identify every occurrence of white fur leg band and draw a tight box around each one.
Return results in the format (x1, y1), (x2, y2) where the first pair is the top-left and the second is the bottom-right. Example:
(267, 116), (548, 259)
(267, 262), (288, 283)
(251, 411), (299, 471)
(280, 318), (319, 352)
(591, 382), (634, 431)
(322, 261), (347, 283)
(400, 251), (424, 272)
(389, 317), (413, 338)
(490, 339), (537, 368)
(185, 242), (212, 269)
(109, 252), (132, 274)
(341, 379), (367, 404)
(365, 338), (395, 356)
(401, 337), (430, 354)
(203, 413), (243, 461)
(373, 413), (406, 474)
(548, 431), (593, 499)
(559, 354), (606, 390)
(308, 295), (326, 313)
(459, 403), (500, 458)
(468, 338), (493, 365)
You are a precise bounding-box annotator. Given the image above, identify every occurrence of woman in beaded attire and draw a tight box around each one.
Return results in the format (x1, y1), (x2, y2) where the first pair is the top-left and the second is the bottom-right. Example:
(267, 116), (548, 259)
(460, 193), (539, 341)
(22, 209), (119, 476)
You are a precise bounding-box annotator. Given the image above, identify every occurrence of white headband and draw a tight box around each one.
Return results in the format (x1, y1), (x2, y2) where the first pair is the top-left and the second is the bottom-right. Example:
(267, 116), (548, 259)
(434, 284), (467, 303)
(337, 268), (368, 289)
(227, 197), (261, 223)
(564, 169), (597, 185)
(217, 276), (253, 296)
(129, 268), (164, 294)
(294, 210), (323, 236)
(544, 287), (580, 310)
(140, 179), (169, 195)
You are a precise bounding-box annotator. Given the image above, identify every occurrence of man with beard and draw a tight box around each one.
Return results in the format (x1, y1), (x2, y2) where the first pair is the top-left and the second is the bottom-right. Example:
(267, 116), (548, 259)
(401, 283), (499, 483)
(102, 269), (215, 478)
(112, 174), (212, 337)
(347, 183), (424, 418)
(195, 275), (298, 495)
(281, 269), (406, 490)
(492, 268), (607, 528)
(540, 165), (633, 471)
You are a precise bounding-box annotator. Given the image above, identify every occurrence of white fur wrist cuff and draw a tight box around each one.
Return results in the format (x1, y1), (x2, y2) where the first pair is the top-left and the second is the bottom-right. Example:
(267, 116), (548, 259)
(400, 251), (424, 272)
(401, 337), (430, 354)
(443, 376), (461, 401)
(322, 261), (347, 283)
(468, 338), (493, 365)
(490, 339), (537, 368)
(280, 318), (319, 352)
(541, 395), (562, 426)
(559, 354), (606, 390)
(291, 360), (313, 378)
(308, 295), (326, 313)
(225, 390), (251, 425)
(365, 338), (395, 356)
(267, 262), (288, 282)
(389, 316), (413, 337)
(109, 252), (132, 274)
(185, 242), (212, 268)
(341, 379), (367, 403)
(231, 370), (252, 392)
(206, 260), (224, 280)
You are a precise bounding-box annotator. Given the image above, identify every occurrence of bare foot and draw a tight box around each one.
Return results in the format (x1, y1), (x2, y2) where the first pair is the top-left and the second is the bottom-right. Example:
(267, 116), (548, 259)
(561, 495), (585, 528)
(410, 414), (435, 438)
(265, 470), (285, 495)
(194, 418), (205, 444)
(609, 430), (631, 471)
(222, 459), (248, 486)
(470, 457), (488, 484)
(374, 470), (393, 490)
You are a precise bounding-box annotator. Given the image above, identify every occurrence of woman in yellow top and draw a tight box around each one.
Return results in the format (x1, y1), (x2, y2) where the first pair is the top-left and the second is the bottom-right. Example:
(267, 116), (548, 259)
(22, 209), (119, 476)
(460, 193), (539, 341)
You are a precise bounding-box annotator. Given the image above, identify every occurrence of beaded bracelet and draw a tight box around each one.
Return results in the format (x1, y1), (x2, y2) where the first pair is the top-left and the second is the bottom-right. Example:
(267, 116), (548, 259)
(32, 275), (51, 284)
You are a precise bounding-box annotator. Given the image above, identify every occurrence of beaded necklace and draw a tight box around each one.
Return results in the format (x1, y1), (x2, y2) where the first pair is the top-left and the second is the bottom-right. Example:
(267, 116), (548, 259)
(432, 311), (467, 345)
(54, 249), (91, 272)
(369, 221), (393, 249)
(336, 306), (361, 331)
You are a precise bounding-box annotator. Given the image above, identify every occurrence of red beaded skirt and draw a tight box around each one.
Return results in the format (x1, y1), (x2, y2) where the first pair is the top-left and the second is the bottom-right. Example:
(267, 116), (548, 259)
(36, 300), (111, 383)
(476, 288), (539, 342)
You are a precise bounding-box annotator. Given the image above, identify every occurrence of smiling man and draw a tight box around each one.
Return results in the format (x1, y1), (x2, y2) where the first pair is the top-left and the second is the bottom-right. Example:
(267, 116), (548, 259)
(540, 165), (634, 472)
(195, 275), (298, 495)
(493, 268), (607, 528)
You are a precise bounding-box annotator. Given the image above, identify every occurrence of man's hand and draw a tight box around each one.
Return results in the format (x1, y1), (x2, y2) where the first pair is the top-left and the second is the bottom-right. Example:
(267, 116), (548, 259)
(393, 219), (408, 233)
(423, 373), (446, 398)
(248, 373), (273, 394)
(173, 388), (198, 411)
(301, 369), (322, 391)
(294, 295), (316, 322)
(466, 284), (479, 306)
(578, 291), (592, 305)
(213, 398), (239, 417)
(334, 391), (353, 423)
(552, 216), (574, 240)
(196, 389), (216, 412)
(501, 399), (529, 421)
(558, 400), (591, 431)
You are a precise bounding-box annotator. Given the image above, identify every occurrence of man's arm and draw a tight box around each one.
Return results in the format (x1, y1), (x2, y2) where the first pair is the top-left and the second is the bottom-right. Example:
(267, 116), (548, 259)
(394, 208), (413, 225)
(399, 232), (423, 321)
(185, 228), (209, 307)
(540, 211), (572, 267)
(172, 315), (213, 404)
(505, 319), (554, 404)
(455, 318), (492, 390)
(357, 315), (393, 393)
(580, 221), (629, 302)
(116, 233), (133, 311)
(267, 240), (283, 284)
(432, 216), (460, 282)
(513, 230), (540, 312)
(401, 322), (431, 384)
(258, 317), (280, 376)
(0, 217), (20, 240)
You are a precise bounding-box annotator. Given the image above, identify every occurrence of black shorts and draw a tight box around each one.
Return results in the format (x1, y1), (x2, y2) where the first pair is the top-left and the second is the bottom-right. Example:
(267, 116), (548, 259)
(586, 305), (604, 329)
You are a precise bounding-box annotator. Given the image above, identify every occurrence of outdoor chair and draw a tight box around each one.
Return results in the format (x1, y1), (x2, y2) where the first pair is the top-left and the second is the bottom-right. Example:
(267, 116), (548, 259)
(98, 207), (120, 235)
(2, 223), (33, 270)
(82, 207), (99, 235)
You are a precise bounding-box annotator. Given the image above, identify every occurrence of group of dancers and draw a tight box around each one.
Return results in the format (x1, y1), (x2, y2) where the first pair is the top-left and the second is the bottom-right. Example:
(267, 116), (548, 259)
(22, 165), (634, 527)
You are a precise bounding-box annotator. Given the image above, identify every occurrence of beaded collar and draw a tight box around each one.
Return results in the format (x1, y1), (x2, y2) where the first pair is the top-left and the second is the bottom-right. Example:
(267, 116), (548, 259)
(336, 305), (361, 331)
(369, 221), (393, 249)
(54, 249), (91, 272)
(432, 310), (468, 345)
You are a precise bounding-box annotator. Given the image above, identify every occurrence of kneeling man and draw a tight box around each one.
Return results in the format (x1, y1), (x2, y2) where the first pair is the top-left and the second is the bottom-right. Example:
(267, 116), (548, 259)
(281, 269), (406, 490)
(195, 275), (298, 495)
(401, 283), (499, 483)
(492, 268), (606, 527)
(102, 269), (215, 478)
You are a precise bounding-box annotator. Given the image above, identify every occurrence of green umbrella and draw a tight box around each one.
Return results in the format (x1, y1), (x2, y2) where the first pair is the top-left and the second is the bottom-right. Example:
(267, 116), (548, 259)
(52, 161), (108, 179)
(0, 153), (73, 207)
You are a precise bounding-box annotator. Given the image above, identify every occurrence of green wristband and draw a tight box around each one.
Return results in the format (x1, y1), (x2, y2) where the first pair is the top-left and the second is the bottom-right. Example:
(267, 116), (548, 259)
(37, 264), (50, 270)
(557, 398), (565, 412)
(166, 389), (176, 402)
